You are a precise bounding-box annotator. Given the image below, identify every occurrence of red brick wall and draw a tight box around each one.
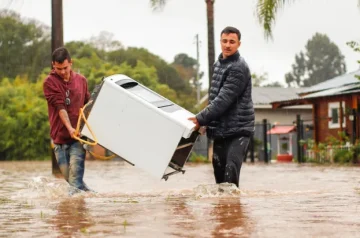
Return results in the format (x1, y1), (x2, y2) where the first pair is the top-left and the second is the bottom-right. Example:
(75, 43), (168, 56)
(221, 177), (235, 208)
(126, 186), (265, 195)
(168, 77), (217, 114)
(315, 98), (352, 143)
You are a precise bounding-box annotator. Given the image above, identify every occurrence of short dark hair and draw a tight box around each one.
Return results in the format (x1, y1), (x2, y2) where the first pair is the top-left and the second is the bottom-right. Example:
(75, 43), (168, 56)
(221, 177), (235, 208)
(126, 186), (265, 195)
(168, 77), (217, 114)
(52, 47), (71, 63)
(221, 26), (241, 41)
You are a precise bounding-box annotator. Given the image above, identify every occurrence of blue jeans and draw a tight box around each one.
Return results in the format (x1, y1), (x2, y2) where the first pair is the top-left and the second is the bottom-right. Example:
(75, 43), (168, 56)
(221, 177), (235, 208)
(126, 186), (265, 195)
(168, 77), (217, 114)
(53, 141), (90, 191)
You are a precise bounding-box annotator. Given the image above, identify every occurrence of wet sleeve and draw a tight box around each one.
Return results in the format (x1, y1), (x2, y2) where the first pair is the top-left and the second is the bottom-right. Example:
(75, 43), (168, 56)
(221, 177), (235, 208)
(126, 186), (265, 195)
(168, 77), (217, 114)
(196, 68), (248, 126)
(43, 79), (65, 111)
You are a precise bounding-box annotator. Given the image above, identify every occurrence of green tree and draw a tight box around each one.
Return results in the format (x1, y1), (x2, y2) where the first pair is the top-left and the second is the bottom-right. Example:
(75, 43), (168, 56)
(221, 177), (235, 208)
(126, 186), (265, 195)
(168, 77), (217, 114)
(252, 72), (283, 87)
(284, 52), (306, 87)
(70, 54), (186, 106)
(0, 76), (49, 160)
(252, 72), (268, 87)
(256, 0), (360, 39)
(173, 53), (197, 68)
(65, 41), (105, 60)
(88, 31), (123, 52)
(172, 53), (204, 88)
(107, 47), (191, 93)
(0, 10), (51, 81)
(263, 81), (283, 87)
(347, 41), (360, 80)
(285, 33), (346, 87)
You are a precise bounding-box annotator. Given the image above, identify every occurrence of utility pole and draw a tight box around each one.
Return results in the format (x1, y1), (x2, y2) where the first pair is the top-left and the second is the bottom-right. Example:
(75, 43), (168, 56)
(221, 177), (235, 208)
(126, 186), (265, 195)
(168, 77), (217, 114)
(205, 0), (215, 96)
(195, 34), (201, 106)
(51, 0), (64, 176)
(205, 0), (215, 162)
(51, 0), (63, 53)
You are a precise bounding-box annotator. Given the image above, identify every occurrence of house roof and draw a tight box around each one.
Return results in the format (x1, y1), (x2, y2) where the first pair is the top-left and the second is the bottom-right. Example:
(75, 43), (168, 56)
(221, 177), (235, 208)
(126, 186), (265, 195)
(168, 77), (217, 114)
(271, 70), (360, 108)
(267, 125), (296, 135)
(299, 69), (360, 95)
(252, 87), (307, 105)
(302, 84), (360, 99)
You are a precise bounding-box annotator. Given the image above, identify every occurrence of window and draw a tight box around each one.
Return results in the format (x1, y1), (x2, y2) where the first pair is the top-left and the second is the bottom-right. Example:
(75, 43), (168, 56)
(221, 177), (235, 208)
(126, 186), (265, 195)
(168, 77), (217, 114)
(331, 108), (339, 124)
(328, 102), (346, 129)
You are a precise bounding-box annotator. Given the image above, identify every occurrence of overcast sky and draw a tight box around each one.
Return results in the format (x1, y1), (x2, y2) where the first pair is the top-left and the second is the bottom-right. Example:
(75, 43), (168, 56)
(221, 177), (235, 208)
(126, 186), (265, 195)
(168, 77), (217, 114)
(2, 0), (360, 89)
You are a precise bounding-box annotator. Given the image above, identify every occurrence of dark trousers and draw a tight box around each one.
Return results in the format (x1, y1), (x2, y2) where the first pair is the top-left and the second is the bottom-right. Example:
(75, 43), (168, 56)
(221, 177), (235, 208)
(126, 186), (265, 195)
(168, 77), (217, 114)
(212, 136), (250, 187)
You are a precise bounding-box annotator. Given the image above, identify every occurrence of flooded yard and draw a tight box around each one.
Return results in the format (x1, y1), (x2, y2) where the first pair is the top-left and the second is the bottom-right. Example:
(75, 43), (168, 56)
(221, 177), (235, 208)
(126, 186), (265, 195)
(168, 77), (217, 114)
(1, 160), (360, 237)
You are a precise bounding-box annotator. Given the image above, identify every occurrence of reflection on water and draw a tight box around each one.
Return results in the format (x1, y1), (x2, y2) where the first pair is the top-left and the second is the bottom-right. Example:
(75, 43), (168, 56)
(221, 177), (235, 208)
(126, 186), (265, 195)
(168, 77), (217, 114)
(1, 161), (360, 237)
(210, 198), (249, 237)
(166, 196), (251, 238)
(50, 197), (95, 237)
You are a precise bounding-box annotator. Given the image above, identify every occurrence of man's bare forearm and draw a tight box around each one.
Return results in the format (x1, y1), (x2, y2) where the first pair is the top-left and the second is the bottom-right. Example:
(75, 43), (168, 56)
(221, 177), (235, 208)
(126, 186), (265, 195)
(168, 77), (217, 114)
(59, 109), (73, 132)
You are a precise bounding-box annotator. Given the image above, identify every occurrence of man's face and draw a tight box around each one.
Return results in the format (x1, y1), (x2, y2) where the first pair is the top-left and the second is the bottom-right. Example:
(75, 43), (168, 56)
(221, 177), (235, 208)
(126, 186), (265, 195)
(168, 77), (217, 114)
(52, 59), (72, 81)
(220, 33), (241, 58)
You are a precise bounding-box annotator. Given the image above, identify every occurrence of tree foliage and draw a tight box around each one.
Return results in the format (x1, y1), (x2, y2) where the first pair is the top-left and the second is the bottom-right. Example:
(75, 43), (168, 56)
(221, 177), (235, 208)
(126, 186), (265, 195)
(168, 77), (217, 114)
(0, 76), (49, 160)
(262, 81), (283, 87)
(107, 47), (191, 93)
(256, 0), (360, 40)
(252, 72), (268, 87)
(255, 0), (291, 40)
(285, 33), (346, 87)
(347, 41), (360, 80)
(0, 10), (51, 81)
(172, 53), (204, 89)
(252, 72), (283, 87)
(149, 0), (167, 10)
(88, 31), (123, 52)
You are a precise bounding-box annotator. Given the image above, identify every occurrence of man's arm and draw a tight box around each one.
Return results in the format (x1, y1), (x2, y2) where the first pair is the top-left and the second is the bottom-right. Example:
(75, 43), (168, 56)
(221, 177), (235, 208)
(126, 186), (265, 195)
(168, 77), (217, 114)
(196, 69), (249, 126)
(43, 80), (77, 137)
(59, 109), (76, 138)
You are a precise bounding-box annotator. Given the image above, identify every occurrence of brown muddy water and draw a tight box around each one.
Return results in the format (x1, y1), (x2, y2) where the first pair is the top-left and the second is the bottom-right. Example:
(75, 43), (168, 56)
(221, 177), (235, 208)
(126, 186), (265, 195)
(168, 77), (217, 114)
(1, 160), (360, 238)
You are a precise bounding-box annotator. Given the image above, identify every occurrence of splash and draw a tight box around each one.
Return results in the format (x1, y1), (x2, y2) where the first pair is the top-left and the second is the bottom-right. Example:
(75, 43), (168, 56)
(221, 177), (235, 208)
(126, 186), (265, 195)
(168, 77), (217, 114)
(24, 176), (70, 199)
(193, 183), (241, 198)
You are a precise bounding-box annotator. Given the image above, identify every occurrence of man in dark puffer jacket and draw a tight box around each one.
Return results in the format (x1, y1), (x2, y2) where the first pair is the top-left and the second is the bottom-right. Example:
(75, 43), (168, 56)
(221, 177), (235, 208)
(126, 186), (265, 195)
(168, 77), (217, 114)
(189, 26), (254, 188)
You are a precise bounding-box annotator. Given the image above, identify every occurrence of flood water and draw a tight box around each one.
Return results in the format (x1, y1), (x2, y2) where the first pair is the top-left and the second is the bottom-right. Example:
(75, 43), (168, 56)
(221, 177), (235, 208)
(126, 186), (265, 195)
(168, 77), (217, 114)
(1, 160), (360, 238)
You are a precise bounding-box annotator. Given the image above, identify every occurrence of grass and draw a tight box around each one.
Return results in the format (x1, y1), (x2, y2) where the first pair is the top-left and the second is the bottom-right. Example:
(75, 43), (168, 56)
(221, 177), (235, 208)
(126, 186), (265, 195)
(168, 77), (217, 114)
(188, 152), (210, 163)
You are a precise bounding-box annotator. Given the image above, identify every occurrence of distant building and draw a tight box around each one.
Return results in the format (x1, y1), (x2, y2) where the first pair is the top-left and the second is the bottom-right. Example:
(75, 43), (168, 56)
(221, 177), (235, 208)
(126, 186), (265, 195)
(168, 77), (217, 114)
(271, 69), (360, 144)
(252, 87), (312, 125)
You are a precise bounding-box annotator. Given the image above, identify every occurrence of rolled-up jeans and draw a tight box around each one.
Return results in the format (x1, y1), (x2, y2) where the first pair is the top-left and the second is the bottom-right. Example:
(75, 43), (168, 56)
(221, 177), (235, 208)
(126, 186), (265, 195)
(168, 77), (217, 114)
(53, 141), (88, 191)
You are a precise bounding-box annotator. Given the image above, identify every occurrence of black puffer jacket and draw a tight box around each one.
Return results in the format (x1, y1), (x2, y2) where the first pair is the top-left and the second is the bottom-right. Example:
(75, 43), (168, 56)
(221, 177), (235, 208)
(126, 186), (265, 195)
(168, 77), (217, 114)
(196, 51), (254, 139)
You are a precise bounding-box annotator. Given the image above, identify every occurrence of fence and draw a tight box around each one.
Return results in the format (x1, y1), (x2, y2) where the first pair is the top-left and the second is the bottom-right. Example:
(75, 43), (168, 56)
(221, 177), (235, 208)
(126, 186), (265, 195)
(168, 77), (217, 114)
(305, 143), (357, 163)
(193, 116), (314, 163)
(247, 117), (313, 163)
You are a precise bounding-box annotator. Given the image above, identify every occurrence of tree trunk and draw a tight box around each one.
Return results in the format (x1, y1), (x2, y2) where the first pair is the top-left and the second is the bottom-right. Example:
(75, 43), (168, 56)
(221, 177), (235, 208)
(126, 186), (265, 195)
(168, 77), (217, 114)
(205, 0), (215, 95)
